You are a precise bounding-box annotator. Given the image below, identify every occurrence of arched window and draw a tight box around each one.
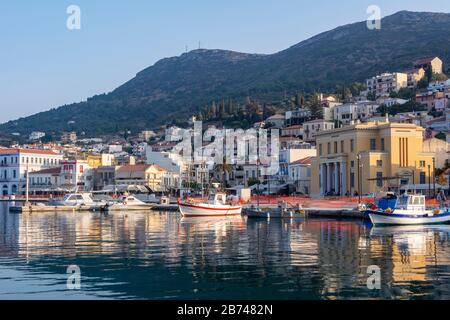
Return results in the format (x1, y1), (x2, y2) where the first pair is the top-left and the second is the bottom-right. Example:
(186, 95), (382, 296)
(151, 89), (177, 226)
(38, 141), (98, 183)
(2, 185), (8, 196)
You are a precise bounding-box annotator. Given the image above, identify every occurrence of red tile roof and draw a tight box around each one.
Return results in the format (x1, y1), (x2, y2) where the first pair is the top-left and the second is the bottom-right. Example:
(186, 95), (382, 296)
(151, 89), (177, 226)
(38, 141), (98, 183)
(0, 148), (60, 156)
(414, 57), (440, 66)
(117, 164), (166, 173)
(283, 125), (303, 130)
(290, 157), (313, 166)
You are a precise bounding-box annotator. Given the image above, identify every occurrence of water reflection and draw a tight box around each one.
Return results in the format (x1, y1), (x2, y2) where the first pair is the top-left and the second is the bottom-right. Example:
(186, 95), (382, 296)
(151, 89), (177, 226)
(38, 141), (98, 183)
(1, 203), (450, 299)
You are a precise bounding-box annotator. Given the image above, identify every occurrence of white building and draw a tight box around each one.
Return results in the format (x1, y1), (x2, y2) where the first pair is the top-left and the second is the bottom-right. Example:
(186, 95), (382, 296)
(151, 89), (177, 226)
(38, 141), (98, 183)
(165, 126), (187, 142)
(279, 146), (317, 179)
(428, 80), (450, 92)
(288, 157), (313, 195)
(0, 148), (63, 196)
(377, 97), (409, 107)
(303, 120), (335, 142)
(334, 102), (380, 125)
(366, 72), (408, 97)
(265, 114), (285, 128)
(29, 132), (46, 141)
(285, 109), (311, 126)
(29, 167), (62, 192)
(108, 145), (123, 154)
(60, 160), (92, 191)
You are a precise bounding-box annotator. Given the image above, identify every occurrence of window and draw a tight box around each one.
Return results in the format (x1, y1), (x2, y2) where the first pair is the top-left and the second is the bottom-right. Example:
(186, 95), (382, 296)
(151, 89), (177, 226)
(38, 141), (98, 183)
(350, 173), (355, 188)
(334, 142), (338, 154)
(370, 139), (376, 151)
(341, 141), (344, 153)
(376, 172), (383, 187)
(420, 172), (426, 184)
(381, 138), (385, 151)
(350, 139), (354, 152)
(327, 143), (331, 154)
(319, 144), (323, 156)
(351, 161), (355, 168)
(419, 161), (426, 168)
(376, 160), (382, 167)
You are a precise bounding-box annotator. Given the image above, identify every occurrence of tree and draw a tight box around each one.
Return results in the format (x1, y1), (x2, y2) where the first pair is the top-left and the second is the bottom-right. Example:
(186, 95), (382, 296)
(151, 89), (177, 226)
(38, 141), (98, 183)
(211, 101), (217, 118)
(435, 132), (447, 142)
(377, 101), (426, 115)
(227, 98), (234, 115)
(417, 78), (429, 89)
(431, 72), (448, 81)
(247, 178), (260, 187)
(390, 87), (415, 100)
(307, 93), (323, 119)
(367, 92), (376, 101)
(214, 157), (233, 189)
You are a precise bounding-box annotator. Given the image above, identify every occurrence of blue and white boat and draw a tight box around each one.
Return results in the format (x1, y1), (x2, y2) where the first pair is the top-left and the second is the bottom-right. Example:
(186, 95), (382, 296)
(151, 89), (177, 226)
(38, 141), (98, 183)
(366, 194), (450, 226)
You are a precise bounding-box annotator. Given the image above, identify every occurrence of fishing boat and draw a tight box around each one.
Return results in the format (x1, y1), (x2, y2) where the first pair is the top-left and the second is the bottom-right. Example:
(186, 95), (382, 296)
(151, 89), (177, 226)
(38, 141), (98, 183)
(365, 194), (450, 226)
(104, 195), (154, 212)
(178, 193), (242, 217)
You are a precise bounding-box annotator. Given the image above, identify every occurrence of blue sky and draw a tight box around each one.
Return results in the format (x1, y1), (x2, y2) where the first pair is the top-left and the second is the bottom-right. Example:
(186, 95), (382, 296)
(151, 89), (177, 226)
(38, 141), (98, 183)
(0, 0), (448, 123)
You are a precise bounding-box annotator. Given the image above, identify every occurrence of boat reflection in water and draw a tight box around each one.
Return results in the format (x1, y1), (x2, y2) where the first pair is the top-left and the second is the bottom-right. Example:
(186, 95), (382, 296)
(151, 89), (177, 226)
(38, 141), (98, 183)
(2, 204), (450, 299)
(370, 225), (450, 292)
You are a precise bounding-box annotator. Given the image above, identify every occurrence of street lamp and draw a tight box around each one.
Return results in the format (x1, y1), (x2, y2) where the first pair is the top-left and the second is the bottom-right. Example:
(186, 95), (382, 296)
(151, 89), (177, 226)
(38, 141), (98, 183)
(428, 164), (431, 198)
(432, 157), (436, 198)
(356, 154), (362, 203)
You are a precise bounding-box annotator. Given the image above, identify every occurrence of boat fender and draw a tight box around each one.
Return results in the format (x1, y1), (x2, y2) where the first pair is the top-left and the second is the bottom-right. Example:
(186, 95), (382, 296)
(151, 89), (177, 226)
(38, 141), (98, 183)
(385, 208), (393, 214)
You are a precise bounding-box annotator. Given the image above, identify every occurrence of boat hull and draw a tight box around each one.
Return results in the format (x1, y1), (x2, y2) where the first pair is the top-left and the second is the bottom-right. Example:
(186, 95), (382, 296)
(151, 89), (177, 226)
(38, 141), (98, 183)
(367, 210), (450, 226)
(106, 204), (154, 211)
(179, 203), (242, 217)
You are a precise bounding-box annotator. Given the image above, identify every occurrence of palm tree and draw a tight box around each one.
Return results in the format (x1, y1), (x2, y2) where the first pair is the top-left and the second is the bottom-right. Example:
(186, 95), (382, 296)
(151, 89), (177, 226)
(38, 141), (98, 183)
(214, 157), (233, 190)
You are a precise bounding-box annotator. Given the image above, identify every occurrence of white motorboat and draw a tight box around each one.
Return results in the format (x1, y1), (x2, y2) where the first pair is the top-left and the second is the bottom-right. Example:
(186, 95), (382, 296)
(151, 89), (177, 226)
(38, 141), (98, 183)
(365, 194), (450, 226)
(50, 193), (105, 210)
(105, 195), (154, 211)
(178, 193), (242, 217)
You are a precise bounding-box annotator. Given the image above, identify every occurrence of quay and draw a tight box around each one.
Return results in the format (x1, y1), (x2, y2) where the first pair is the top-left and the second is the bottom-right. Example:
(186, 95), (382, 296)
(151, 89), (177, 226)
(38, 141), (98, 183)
(8, 202), (362, 218)
(9, 205), (103, 214)
(304, 208), (363, 219)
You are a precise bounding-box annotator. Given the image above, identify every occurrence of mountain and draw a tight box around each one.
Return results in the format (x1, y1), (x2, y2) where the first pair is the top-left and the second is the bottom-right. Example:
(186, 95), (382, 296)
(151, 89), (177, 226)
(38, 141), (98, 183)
(2, 11), (450, 137)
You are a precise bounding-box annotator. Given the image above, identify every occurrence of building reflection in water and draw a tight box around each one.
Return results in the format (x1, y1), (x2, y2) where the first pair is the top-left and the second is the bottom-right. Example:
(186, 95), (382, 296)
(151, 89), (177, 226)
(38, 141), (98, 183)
(1, 204), (450, 299)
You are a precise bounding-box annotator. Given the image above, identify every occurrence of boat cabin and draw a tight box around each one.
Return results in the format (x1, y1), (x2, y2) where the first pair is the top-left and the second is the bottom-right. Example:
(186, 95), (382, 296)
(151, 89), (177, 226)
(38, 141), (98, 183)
(120, 195), (145, 204)
(395, 195), (426, 212)
(61, 193), (94, 205)
(208, 193), (227, 205)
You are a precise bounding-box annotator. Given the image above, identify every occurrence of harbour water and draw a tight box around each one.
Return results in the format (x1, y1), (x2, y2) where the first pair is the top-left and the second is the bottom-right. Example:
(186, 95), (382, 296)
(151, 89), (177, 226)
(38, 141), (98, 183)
(1, 202), (450, 300)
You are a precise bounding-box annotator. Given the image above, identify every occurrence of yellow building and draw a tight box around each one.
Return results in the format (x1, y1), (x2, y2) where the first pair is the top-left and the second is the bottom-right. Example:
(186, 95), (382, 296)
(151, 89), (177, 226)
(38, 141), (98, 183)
(310, 120), (435, 197)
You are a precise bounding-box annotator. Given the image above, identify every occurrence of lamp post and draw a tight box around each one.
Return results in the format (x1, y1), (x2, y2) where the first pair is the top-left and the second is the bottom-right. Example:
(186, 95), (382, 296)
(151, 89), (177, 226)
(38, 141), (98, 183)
(428, 164), (431, 198)
(256, 159), (260, 208)
(356, 154), (363, 204)
(432, 157), (436, 198)
(25, 164), (30, 206)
